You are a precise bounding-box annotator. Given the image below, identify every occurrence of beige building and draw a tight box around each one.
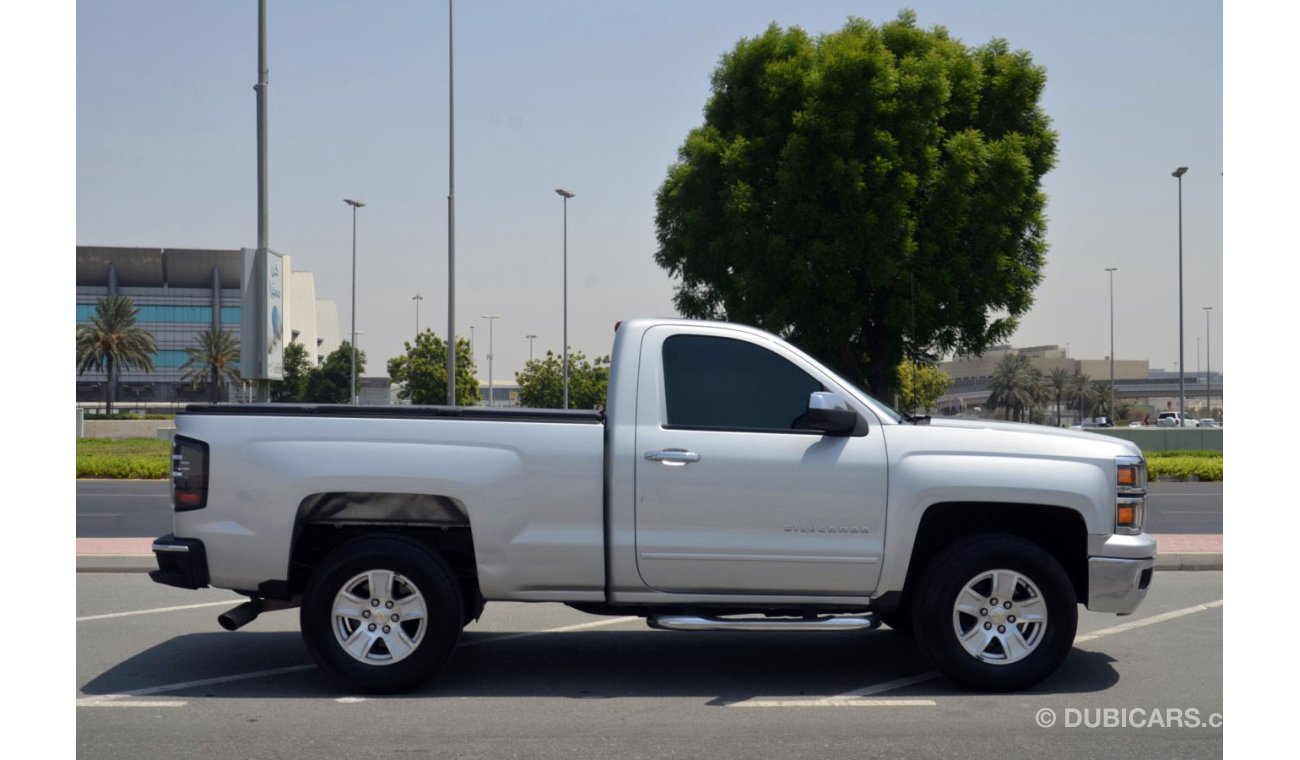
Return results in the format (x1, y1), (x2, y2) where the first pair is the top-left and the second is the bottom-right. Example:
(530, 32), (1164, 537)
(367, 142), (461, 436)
(941, 345), (1148, 383)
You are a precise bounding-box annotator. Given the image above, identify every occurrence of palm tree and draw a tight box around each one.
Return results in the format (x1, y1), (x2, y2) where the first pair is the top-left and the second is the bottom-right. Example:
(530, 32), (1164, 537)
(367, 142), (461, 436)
(1048, 367), (1071, 427)
(180, 329), (242, 403)
(76, 295), (157, 415)
(987, 353), (1046, 422)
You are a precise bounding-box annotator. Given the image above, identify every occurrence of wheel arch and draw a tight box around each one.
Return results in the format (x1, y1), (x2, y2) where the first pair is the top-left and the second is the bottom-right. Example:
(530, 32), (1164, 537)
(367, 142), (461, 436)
(288, 491), (482, 621)
(896, 502), (1089, 611)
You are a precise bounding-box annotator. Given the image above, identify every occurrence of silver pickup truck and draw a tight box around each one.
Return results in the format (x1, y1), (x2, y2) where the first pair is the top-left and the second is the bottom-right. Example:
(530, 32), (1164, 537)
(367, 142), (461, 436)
(151, 318), (1155, 693)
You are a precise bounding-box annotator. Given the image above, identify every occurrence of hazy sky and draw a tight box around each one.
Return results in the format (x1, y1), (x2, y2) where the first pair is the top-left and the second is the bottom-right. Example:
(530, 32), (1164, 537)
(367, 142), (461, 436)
(75, 0), (1223, 385)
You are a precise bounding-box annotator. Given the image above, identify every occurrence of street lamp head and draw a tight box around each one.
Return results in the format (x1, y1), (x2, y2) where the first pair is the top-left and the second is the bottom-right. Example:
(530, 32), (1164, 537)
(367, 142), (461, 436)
(1172, 167), (1188, 178)
(555, 188), (575, 199)
(412, 293), (423, 301)
(344, 198), (366, 208)
(1105, 267), (1117, 273)
(481, 314), (500, 320)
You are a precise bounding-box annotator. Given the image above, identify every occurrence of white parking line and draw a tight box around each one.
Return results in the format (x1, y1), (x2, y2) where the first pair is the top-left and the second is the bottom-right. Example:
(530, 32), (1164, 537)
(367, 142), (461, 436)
(728, 598), (1224, 707)
(77, 600), (240, 622)
(77, 615), (641, 706)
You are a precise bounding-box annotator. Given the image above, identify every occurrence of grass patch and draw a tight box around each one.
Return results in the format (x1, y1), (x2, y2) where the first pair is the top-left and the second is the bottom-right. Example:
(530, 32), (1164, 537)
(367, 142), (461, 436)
(1146, 450), (1223, 481)
(77, 437), (169, 479)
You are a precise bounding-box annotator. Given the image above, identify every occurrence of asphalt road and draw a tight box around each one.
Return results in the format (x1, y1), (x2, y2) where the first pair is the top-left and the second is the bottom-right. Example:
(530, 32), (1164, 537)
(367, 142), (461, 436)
(76, 479), (1225, 538)
(75, 571), (1223, 760)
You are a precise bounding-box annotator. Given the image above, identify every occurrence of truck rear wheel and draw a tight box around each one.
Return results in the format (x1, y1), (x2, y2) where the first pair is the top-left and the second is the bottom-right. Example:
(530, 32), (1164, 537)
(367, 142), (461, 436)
(301, 536), (463, 694)
(911, 534), (1076, 692)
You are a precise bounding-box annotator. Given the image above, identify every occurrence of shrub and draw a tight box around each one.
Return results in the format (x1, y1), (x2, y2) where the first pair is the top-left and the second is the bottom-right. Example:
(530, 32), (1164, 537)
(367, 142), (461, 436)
(77, 437), (170, 479)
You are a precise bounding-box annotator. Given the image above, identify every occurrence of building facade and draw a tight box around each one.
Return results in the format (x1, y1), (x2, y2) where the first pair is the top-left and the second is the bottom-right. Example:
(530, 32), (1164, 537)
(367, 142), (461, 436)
(76, 246), (339, 407)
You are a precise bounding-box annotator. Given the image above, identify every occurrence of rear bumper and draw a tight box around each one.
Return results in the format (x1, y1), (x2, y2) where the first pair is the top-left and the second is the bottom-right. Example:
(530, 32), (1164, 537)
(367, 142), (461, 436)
(1086, 533), (1156, 614)
(149, 534), (210, 589)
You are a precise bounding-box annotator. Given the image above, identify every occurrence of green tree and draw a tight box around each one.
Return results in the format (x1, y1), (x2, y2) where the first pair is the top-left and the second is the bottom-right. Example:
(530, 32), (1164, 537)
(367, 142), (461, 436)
(654, 12), (1056, 401)
(271, 342), (311, 402)
(179, 329), (241, 403)
(1067, 370), (1099, 421)
(386, 331), (480, 405)
(304, 341), (365, 404)
(987, 353), (1046, 422)
(1048, 367), (1071, 427)
(515, 350), (611, 410)
(895, 359), (952, 414)
(76, 295), (158, 415)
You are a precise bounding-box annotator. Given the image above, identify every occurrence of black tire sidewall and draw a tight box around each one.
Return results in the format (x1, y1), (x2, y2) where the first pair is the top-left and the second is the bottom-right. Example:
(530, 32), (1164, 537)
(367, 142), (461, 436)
(301, 535), (463, 694)
(912, 534), (1077, 692)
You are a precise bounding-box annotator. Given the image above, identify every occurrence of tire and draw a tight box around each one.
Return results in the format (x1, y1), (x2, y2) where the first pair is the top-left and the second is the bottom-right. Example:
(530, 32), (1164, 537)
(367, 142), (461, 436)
(911, 534), (1077, 692)
(877, 604), (913, 635)
(301, 535), (464, 694)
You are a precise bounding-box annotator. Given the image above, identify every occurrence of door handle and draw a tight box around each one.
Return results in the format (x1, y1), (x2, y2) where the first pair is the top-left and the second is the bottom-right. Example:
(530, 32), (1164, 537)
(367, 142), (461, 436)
(645, 449), (701, 466)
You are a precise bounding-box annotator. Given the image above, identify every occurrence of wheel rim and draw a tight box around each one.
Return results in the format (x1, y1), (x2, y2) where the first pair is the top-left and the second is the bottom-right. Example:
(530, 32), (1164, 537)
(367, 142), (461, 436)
(951, 568), (1048, 665)
(331, 569), (429, 666)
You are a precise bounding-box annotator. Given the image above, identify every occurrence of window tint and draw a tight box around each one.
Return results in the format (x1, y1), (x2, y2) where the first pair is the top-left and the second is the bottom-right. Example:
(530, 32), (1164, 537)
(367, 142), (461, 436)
(662, 335), (822, 431)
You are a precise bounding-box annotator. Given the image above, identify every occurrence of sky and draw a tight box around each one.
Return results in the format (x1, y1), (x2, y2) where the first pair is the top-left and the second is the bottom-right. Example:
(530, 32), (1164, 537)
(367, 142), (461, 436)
(71, 0), (1223, 385)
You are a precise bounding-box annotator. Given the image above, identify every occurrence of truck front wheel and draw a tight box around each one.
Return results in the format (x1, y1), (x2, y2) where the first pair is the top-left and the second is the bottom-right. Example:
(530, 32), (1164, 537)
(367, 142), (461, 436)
(912, 534), (1077, 692)
(301, 536), (464, 694)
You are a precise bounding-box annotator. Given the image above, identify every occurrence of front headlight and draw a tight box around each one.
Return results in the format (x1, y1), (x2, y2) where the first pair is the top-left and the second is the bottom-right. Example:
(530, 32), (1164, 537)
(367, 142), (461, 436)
(1115, 455), (1147, 535)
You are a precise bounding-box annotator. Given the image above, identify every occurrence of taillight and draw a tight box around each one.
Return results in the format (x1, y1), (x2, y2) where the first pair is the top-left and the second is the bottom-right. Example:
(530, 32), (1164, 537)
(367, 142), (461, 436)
(171, 435), (209, 511)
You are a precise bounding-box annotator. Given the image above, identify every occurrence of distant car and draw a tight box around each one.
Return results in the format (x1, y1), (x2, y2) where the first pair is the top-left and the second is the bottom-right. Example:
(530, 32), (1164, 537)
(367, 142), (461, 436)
(1128, 421), (1143, 428)
(1197, 418), (1219, 428)
(1156, 411), (1193, 427)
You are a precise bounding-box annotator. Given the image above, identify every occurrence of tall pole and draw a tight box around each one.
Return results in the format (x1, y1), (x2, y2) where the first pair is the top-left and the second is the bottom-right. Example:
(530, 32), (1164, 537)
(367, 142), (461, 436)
(525, 334), (537, 363)
(1105, 267), (1117, 420)
(555, 188), (575, 408)
(1173, 166), (1188, 426)
(482, 314), (500, 407)
(345, 199), (365, 404)
(254, 0), (271, 402)
(1204, 306), (1213, 419)
(412, 293), (424, 337)
(446, 0), (458, 406)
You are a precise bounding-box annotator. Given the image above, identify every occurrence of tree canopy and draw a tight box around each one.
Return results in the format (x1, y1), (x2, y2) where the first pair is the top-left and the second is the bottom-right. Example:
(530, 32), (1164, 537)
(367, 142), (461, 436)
(76, 295), (158, 414)
(515, 350), (611, 410)
(271, 342), (311, 402)
(987, 353), (1047, 422)
(180, 328), (241, 403)
(304, 341), (365, 404)
(386, 331), (479, 406)
(895, 359), (952, 414)
(654, 11), (1057, 400)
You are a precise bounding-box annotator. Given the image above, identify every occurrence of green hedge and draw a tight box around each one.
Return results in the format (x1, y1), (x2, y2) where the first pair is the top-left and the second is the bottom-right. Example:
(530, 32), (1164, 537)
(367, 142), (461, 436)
(1146, 450), (1223, 481)
(77, 437), (170, 479)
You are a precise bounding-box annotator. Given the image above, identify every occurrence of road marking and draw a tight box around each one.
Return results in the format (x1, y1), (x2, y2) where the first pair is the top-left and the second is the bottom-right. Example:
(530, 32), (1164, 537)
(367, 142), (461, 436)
(77, 615), (641, 704)
(1074, 599), (1222, 643)
(77, 699), (187, 708)
(78, 600), (241, 622)
(77, 514), (122, 518)
(461, 616), (639, 647)
(727, 599), (1224, 707)
(735, 697), (936, 707)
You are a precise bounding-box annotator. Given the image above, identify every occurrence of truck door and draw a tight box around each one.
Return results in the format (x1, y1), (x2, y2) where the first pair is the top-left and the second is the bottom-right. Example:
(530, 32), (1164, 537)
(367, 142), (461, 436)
(633, 326), (888, 596)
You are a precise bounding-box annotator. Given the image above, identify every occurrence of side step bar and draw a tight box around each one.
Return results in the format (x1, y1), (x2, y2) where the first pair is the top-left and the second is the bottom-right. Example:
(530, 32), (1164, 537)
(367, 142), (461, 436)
(648, 614), (879, 632)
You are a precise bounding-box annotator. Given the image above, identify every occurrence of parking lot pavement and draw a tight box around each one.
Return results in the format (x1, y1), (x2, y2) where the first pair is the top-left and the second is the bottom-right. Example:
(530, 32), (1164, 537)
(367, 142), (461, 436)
(76, 571), (1222, 760)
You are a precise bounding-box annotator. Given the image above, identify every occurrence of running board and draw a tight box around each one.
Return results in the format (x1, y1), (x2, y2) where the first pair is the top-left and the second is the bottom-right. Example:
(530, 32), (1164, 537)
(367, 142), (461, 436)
(648, 614), (880, 632)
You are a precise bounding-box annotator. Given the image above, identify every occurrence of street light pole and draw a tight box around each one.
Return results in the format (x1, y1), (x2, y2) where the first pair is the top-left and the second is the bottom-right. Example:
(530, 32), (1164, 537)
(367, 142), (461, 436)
(412, 293), (424, 338)
(446, 0), (457, 406)
(555, 188), (575, 409)
(482, 314), (500, 407)
(1204, 306), (1213, 419)
(525, 334), (537, 363)
(1105, 267), (1117, 421)
(1172, 166), (1188, 426)
(344, 198), (365, 405)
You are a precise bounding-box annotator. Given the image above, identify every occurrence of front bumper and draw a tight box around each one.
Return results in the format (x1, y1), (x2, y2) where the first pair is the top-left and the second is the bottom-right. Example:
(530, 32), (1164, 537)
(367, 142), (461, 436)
(149, 533), (210, 589)
(1086, 533), (1156, 614)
